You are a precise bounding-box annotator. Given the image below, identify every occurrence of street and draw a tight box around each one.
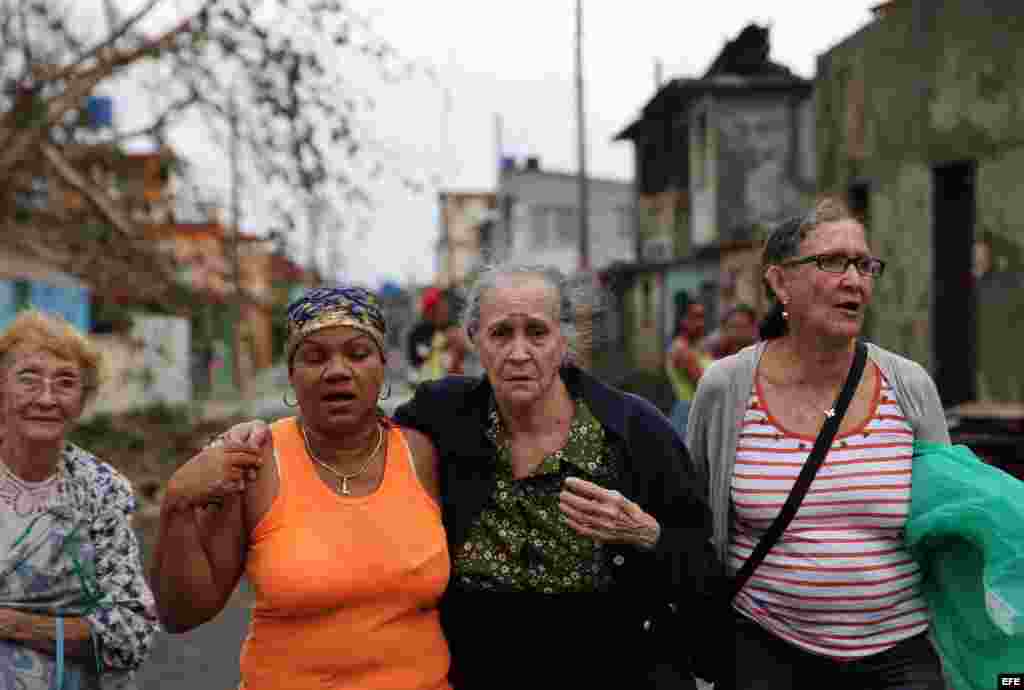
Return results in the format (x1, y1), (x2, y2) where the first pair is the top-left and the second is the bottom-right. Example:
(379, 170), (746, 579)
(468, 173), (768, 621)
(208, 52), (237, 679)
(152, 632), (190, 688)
(137, 588), (711, 689)
(137, 587), (251, 689)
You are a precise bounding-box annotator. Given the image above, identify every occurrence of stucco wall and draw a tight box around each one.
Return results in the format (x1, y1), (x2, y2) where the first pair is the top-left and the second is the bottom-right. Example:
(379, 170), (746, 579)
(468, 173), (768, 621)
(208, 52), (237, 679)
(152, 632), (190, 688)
(715, 96), (812, 238)
(865, 163), (933, 368)
(690, 92), (814, 247)
(817, 0), (1024, 401)
(690, 99), (717, 246)
(625, 274), (663, 372)
(975, 147), (1024, 402)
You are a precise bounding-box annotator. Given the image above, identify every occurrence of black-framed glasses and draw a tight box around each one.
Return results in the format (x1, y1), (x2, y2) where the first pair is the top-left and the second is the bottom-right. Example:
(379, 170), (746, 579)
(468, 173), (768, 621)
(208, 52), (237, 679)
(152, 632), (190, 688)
(781, 253), (886, 277)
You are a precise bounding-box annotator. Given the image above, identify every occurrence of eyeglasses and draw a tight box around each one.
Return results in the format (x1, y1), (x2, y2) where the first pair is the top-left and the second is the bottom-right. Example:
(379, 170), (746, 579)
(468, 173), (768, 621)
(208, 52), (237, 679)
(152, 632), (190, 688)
(11, 372), (84, 398)
(780, 253), (886, 277)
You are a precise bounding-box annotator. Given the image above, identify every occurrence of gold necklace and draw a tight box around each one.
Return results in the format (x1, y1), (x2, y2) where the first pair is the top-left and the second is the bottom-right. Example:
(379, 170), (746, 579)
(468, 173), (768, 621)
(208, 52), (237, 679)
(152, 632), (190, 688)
(301, 423), (384, 495)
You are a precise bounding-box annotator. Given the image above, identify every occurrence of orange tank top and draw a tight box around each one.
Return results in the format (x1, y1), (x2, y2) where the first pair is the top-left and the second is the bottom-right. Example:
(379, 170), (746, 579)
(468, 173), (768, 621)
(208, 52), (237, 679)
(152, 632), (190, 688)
(239, 418), (451, 690)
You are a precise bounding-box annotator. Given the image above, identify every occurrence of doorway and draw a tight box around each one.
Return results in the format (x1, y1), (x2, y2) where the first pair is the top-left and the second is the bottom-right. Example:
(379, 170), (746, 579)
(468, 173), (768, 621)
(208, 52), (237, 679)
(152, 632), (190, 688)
(931, 160), (976, 407)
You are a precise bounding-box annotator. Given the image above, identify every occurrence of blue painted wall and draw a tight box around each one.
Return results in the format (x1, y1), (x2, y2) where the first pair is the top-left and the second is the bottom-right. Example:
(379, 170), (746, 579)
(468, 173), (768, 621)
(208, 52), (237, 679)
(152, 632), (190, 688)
(0, 279), (91, 332)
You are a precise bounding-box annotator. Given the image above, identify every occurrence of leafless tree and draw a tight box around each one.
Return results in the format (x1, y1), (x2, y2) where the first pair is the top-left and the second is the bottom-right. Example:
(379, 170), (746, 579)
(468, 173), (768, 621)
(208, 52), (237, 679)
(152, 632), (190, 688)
(0, 0), (433, 311)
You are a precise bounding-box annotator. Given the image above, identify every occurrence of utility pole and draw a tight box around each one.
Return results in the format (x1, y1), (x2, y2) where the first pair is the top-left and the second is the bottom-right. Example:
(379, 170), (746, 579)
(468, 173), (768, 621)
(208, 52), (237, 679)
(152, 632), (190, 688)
(494, 112), (505, 263)
(575, 0), (590, 272)
(574, 0), (594, 370)
(307, 196), (321, 281)
(229, 87), (244, 393)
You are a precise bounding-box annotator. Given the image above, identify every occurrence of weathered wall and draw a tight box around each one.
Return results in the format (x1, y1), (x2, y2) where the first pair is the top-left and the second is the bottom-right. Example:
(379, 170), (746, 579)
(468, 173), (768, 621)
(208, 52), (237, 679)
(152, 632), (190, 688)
(714, 96), (813, 239)
(817, 0), (1024, 401)
(625, 273), (664, 373)
(86, 315), (192, 419)
(690, 99), (717, 246)
(975, 147), (1024, 401)
(718, 245), (767, 318)
(864, 163), (933, 368)
(638, 189), (689, 261)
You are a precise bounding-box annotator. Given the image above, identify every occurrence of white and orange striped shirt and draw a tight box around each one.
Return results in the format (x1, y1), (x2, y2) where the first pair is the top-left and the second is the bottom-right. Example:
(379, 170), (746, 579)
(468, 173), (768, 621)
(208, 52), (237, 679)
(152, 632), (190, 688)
(729, 364), (930, 659)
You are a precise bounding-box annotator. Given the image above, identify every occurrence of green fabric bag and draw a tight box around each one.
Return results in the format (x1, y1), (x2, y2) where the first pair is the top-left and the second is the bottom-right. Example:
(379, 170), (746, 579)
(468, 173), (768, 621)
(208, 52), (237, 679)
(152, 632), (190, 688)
(906, 441), (1024, 690)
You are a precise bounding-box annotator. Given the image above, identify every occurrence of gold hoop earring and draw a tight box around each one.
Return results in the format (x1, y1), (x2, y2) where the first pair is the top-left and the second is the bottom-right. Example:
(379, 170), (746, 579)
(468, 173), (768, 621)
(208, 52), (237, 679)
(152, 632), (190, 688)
(282, 389), (298, 408)
(781, 301), (789, 320)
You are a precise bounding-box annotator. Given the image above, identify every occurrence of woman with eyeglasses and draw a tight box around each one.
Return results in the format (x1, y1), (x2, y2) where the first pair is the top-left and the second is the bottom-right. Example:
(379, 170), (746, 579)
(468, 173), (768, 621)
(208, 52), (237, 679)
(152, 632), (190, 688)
(0, 311), (158, 689)
(687, 196), (951, 689)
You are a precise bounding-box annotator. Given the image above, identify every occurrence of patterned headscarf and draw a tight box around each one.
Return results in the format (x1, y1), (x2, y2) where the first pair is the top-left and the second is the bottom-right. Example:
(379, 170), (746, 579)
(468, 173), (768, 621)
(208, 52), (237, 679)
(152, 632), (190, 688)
(285, 286), (387, 363)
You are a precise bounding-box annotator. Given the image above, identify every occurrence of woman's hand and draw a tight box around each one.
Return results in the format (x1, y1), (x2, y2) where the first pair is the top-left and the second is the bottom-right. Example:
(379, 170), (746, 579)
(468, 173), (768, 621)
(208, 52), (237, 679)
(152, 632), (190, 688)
(219, 419), (273, 450)
(165, 444), (264, 510)
(559, 477), (661, 550)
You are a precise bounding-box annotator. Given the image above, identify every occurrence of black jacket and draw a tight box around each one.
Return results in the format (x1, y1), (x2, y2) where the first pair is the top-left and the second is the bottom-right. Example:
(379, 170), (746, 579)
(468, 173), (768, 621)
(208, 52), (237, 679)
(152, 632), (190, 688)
(406, 320), (436, 369)
(393, 365), (712, 689)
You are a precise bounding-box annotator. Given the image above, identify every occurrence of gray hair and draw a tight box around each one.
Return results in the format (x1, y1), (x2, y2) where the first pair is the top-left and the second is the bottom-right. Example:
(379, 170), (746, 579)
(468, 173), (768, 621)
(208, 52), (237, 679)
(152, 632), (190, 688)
(462, 262), (586, 360)
(762, 195), (857, 283)
(760, 195), (857, 339)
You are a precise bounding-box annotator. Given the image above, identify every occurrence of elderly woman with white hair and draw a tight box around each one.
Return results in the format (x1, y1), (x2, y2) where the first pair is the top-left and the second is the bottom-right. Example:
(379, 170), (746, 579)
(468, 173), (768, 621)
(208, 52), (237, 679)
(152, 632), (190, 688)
(0, 310), (158, 690)
(390, 263), (712, 689)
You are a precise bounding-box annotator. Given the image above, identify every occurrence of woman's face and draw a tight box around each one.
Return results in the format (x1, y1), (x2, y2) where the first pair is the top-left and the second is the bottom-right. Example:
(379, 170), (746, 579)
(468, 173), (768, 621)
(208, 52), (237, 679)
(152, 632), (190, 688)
(289, 326), (385, 435)
(771, 219), (875, 344)
(474, 275), (568, 409)
(1, 347), (86, 445)
(723, 310), (757, 350)
(683, 303), (706, 339)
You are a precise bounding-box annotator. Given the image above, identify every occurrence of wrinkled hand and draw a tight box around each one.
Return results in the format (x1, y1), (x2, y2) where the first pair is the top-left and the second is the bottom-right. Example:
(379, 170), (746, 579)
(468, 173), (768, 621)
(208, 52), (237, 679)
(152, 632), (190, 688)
(165, 444), (264, 509)
(220, 419), (272, 450)
(559, 477), (661, 550)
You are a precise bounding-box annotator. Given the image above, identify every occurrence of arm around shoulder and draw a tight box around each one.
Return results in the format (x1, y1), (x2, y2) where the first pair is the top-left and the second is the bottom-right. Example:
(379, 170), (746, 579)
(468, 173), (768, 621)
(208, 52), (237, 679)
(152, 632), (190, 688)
(391, 381), (434, 433)
(150, 444), (264, 633)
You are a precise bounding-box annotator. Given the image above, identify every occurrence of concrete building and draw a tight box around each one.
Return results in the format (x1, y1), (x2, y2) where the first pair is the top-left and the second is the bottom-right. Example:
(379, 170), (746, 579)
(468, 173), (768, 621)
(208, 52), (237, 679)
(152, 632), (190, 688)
(604, 24), (813, 389)
(617, 24), (815, 254)
(496, 158), (634, 275)
(816, 0), (1024, 406)
(436, 191), (498, 289)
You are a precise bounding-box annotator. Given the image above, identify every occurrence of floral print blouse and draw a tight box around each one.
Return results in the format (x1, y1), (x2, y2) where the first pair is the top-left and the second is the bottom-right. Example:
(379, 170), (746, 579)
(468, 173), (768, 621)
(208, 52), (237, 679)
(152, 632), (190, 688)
(0, 442), (158, 689)
(453, 396), (619, 593)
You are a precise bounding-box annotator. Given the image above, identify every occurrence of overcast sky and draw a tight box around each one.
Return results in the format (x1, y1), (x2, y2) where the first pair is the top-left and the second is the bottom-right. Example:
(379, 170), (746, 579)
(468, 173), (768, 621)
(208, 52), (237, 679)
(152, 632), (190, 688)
(337, 0), (883, 288)
(130, 1), (882, 288)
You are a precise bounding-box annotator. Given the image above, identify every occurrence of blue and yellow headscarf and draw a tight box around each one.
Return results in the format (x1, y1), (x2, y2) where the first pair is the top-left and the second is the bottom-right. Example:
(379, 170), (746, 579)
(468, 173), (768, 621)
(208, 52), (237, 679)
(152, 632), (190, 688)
(285, 287), (387, 363)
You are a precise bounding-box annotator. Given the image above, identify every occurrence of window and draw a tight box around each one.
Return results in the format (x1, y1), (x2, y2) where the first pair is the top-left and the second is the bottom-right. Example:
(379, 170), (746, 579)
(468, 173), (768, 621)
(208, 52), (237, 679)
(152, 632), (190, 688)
(530, 206), (550, 249)
(694, 111), (708, 188)
(617, 205), (634, 240)
(642, 279), (653, 327)
(848, 182), (870, 227)
(554, 207), (577, 247)
(14, 176), (48, 213)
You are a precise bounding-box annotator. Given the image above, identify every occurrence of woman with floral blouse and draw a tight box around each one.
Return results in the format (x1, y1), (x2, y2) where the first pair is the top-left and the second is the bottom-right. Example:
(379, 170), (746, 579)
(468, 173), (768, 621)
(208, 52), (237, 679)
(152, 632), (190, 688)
(0, 310), (158, 690)
(390, 263), (712, 689)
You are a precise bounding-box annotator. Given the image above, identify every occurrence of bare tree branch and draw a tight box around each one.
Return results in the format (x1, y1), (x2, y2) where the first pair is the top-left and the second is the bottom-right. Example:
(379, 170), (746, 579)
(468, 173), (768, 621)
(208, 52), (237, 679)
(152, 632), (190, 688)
(54, 0), (170, 81)
(2, 0), (438, 305)
(41, 142), (142, 239)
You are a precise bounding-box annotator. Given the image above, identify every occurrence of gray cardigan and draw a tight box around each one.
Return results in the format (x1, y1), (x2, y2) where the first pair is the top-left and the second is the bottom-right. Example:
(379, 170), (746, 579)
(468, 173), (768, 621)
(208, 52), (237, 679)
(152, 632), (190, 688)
(686, 340), (951, 570)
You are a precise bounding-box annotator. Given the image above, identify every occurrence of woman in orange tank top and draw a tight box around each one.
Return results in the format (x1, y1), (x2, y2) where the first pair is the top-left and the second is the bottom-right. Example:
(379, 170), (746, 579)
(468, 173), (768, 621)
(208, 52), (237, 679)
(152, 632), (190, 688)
(150, 287), (451, 690)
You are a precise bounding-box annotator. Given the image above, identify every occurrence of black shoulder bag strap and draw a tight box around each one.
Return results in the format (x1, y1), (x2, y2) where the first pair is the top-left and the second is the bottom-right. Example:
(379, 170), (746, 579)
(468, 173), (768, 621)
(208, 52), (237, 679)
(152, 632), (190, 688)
(729, 339), (868, 601)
